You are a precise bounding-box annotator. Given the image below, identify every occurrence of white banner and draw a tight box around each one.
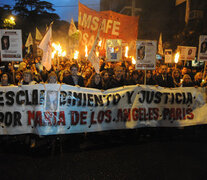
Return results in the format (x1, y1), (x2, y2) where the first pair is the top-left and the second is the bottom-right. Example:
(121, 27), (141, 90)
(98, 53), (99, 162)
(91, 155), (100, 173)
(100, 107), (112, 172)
(198, 35), (207, 61)
(136, 40), (157, 70)
(0, 84), (206, 135)
(177, 46), (196, 60)
(0, 29), (23, 62)
(106, 39), (122, 62)
(164, 49), (173, 63)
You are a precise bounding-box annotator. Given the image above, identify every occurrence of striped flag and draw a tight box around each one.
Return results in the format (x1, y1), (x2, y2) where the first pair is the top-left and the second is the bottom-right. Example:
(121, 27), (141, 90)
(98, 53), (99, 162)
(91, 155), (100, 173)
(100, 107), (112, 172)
(175, 0), (190, 24)
(36, 27), (42, 41)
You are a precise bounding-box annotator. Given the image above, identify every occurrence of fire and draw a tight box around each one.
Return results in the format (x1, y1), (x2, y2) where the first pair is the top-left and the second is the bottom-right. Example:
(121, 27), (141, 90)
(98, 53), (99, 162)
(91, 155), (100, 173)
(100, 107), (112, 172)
(132, 56), (136, 65)
(74, 50), (79, 59)
(52, 42), (66, 58)
(125, 46), (129, 58)
(98, 40), (102, 47)
(85, 45), (88, 57)
(174, 52), (180, 63)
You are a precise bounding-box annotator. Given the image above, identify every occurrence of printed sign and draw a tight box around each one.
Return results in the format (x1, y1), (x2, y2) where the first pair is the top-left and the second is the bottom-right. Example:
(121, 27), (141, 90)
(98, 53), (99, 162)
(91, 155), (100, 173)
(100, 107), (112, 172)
(198, 35), (207, 61)
(106, 39), (122, 62)
(0, 29), (23, 61)
(136, 40), (157, 70)
(177, 46), (197, 61)
(165, 49), (173, 63)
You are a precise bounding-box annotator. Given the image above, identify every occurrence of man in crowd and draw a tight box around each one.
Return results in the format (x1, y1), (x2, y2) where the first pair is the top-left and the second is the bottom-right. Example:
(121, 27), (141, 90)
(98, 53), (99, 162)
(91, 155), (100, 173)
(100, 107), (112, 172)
(155, 65), (174, 88)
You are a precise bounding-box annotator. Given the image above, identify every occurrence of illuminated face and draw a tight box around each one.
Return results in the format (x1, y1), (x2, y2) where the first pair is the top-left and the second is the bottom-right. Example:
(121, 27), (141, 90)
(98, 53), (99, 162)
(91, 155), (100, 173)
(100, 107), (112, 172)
(1, 74), (8, 85)
(146, 71), (151, 78)
(103, 72), (109, 80)
(71, 67), (78, 76)
(94, 75), (101, 84)
(48, 75), (57, 83)
(183, 75), (191, 83)
(161, 65), (167, 74)
(174, 71), (180, 78)
(23, 73), (32, 83)
(114, 67), (123, 79)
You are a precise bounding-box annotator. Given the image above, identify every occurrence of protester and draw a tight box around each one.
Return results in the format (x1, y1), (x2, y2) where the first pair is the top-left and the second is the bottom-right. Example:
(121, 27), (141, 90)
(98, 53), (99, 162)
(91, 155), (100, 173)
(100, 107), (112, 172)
(19, 70), (37, 85)
(0, 73), (12, 86)
(87, 73), (103, 89)
(47, 71), (58, 83)
(146, 70), (156, 85)
(155, 65), (174, 88)
(172, 69), (182, 87)
(101, 70), (110, 90)
(63, 63), (85, 87)
(194, 72), (203, 87)
(181, 74), (194, 87)
(108, 66), (127, 88)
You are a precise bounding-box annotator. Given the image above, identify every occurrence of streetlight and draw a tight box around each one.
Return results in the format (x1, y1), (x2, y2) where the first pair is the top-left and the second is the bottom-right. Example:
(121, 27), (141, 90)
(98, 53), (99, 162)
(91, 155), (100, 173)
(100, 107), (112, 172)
(3, 15), (16, 29)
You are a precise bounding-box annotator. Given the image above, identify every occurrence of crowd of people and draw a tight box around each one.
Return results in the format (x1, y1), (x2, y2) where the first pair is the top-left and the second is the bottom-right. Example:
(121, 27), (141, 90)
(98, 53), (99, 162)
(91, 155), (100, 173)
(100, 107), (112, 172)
(0, 56), (207, 89)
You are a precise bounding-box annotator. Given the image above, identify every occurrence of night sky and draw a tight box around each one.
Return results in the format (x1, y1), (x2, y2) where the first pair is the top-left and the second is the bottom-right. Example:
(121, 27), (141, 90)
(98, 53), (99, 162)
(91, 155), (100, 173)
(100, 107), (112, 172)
(0, 0), (100, 22)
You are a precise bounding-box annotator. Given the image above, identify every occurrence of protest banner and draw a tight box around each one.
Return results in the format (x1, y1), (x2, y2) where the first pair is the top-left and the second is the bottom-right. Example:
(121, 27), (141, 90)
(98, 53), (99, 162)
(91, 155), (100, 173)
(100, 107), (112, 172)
(136, 40), (157, 70)
(177, 46), (196, 60)
(164, 49), (173, 63)
(0, 29), (22, 61)
(198, 35), (207, 61)
(106, 39), (122, 62)
(78, 2), (139, 56)
(0, 84), (206, 135)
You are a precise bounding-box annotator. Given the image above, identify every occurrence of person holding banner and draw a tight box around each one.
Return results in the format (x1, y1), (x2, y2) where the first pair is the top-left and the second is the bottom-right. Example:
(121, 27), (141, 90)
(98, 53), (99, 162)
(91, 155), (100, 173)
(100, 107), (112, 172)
(19, 70), (37, 85)
(0, 73), (12, 86)
(172, 69), (182, 87)
(194, 72), (203, 87)
(155, 65), (174, 88)
(63, 64), (85, 87)
(181, 74), (194, 87)
(109, 66), (127, 88)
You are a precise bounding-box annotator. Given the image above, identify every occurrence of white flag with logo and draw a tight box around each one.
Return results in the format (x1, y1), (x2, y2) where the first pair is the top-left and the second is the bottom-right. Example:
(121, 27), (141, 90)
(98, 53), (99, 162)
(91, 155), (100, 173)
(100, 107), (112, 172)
(38, 26), (52, 71)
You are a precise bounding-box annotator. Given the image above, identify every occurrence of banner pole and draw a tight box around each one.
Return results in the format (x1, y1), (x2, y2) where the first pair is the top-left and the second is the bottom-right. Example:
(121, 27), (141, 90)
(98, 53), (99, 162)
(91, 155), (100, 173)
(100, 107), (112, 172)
(12, 61), (15, 84)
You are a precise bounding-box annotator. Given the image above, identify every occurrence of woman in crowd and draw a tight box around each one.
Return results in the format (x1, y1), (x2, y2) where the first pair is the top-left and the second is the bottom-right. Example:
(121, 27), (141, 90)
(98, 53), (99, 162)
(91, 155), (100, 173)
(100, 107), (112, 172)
(194, 72), (203, 87)
(87, 73), (103, 89)
(172, 69), (182, 87)
(146, 70), (156, 85)
(19, 70), (37, 85)
(181, 74), (194, 87)
(101, 70), (110, 90)
(0, 73), (12, 86)
(47, 71), (58, 84)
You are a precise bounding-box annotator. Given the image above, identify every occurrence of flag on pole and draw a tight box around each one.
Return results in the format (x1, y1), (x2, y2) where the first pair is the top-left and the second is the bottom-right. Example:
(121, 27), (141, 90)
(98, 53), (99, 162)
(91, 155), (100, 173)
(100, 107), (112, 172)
(68, 18), (77, 36)
(88, 25), (101, 73)
(25, 32), (33, 54)
(36, 27), (42, 41)
(158, 33), (164, 56)
(38, 25), (52, 71)
(175, 0), (190, 24)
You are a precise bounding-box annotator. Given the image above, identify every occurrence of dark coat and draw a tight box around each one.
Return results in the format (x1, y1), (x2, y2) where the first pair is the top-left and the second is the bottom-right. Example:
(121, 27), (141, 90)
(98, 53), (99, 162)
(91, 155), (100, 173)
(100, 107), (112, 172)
(155, 74), (174, 88)
(63, 75), (85, 87)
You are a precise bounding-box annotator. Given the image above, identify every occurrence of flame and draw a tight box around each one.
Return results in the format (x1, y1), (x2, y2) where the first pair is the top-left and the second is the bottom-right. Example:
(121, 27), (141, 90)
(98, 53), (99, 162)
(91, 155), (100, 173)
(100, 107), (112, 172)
(85, 46), (88, 57)
(52, 42), (66, 58)
(74, 50), (79, 59)
(96, 51), (99, 57)
(98, 40), (102, 47)
(125, 46), (129, 58)
(62, 51), (66, 57)
(132, 56), (136, 65)
(174, 52), (180, 63)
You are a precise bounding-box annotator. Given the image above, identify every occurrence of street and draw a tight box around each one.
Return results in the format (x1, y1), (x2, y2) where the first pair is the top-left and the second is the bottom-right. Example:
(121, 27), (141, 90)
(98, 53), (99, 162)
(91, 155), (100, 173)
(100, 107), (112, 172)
(0, 128), (207, 180)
